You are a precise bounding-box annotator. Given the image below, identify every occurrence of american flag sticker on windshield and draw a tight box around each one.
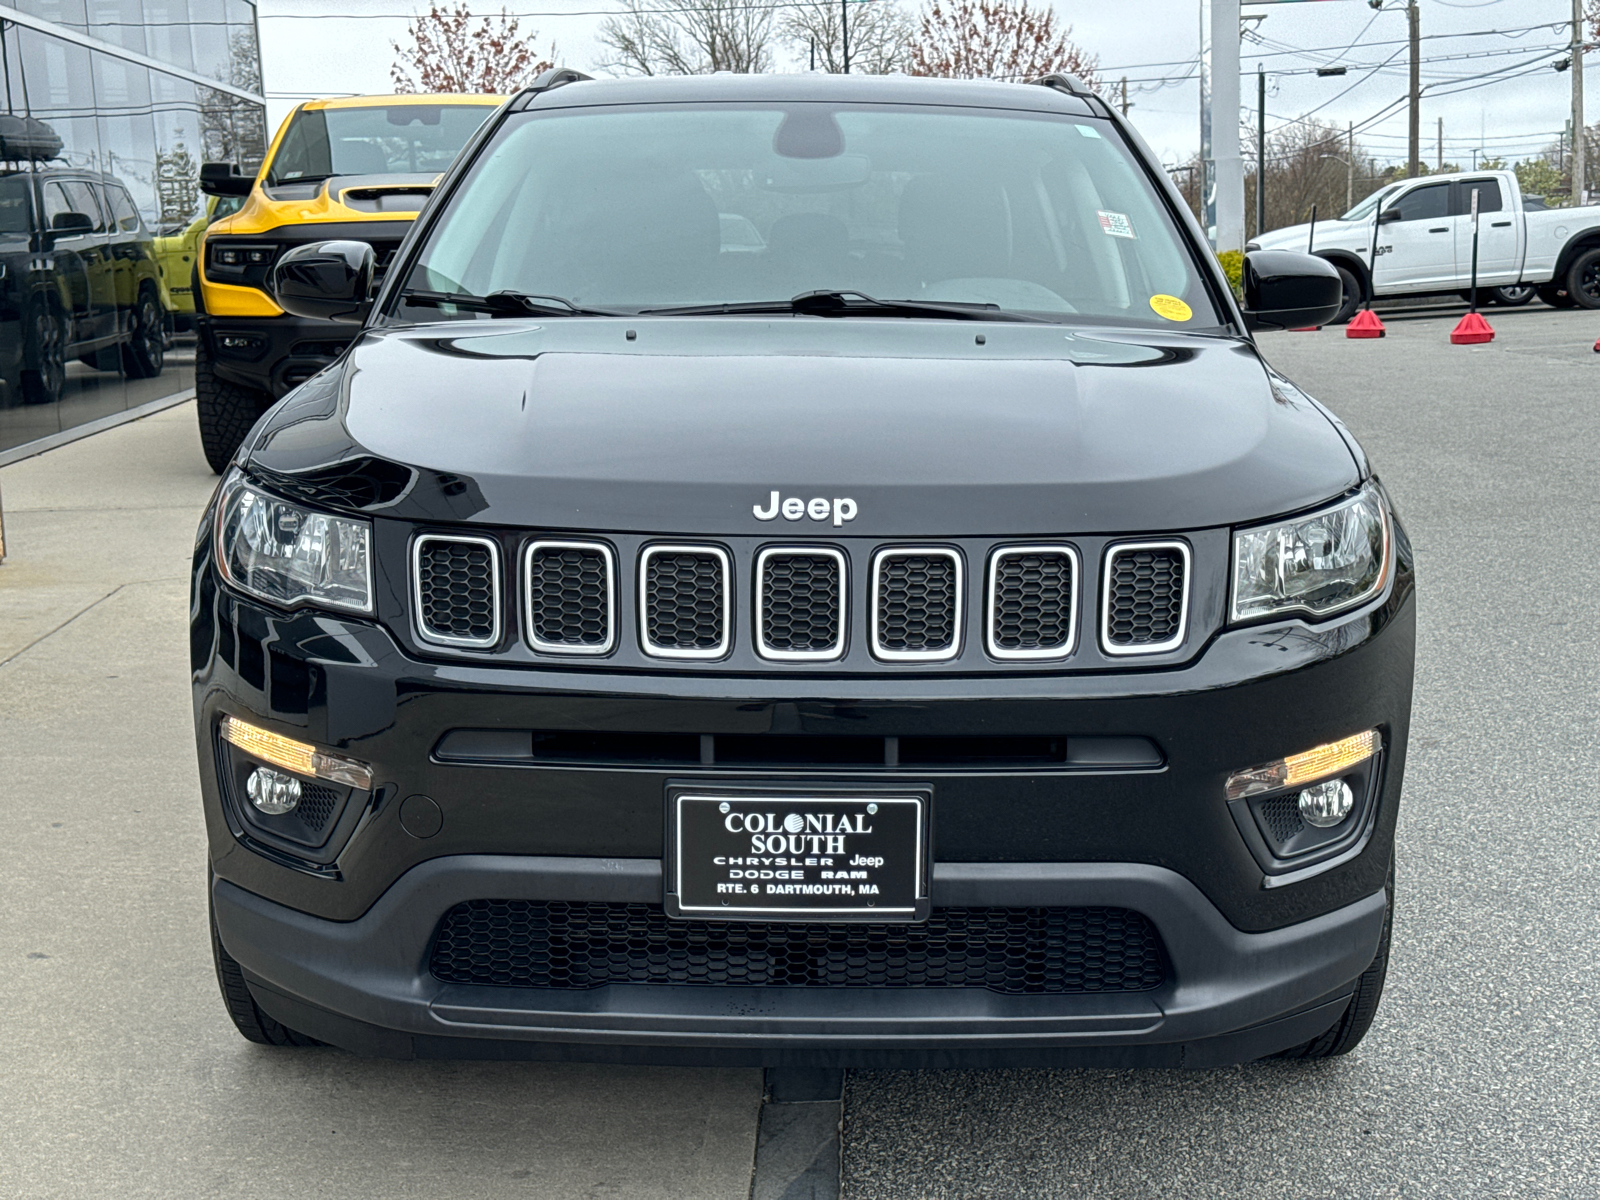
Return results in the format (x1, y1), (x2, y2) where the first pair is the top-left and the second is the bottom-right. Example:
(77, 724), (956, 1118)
(1098, 211), (1136, 239)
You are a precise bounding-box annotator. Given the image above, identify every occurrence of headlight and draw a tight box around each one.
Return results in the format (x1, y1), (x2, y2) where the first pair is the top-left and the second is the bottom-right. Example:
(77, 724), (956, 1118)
(214, 472), (373, 613)
(1230, 484), (1389, 623)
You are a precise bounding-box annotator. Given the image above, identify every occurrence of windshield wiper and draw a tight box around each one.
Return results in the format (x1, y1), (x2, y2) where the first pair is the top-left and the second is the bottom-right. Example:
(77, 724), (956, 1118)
(642, 290), (1048, 322)
(398, 289), (622, 318)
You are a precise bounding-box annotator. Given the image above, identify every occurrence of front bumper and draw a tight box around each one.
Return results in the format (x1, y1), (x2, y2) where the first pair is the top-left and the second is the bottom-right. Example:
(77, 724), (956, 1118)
(215, 856), (1387, 1067)
(197, 311), (356, 397)
(195, 522), (1413, 1063)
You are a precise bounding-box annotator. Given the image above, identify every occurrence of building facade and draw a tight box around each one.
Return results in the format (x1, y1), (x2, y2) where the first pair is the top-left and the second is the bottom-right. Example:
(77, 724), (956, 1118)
(0, 1), (269, 455)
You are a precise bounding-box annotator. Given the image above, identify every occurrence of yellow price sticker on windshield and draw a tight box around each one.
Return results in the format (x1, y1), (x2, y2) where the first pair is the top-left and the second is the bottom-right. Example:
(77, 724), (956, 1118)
(1149, 294), (1193, 322)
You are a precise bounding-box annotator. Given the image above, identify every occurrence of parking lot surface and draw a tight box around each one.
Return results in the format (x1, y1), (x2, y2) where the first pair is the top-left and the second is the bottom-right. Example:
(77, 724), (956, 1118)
(4, 305), (1598, 1199)
(843, 305), (1600, 1199)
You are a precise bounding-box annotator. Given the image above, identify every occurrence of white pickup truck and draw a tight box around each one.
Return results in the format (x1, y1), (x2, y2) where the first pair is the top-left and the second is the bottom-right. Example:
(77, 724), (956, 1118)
(1248, 169), (1600, 322)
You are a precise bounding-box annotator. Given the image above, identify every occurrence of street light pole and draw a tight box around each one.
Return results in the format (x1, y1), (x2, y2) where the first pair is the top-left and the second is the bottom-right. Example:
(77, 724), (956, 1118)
(1257, 67), (1266, 239)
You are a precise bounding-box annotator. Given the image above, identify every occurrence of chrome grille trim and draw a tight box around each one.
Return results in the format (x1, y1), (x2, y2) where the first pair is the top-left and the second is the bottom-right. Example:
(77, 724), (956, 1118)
(1100, 540), (1190, 657)
(411, 533), (501, 650)
(639, 544), (732, 659)
(870, 547), (963, 663)
(755, 546), (847, 662)
(522, 539), (616, 656)
(985, 544), (1080, 661)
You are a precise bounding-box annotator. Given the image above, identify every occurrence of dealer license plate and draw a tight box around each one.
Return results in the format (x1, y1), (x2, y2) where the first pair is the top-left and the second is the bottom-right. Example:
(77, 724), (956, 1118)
(668, 791), (928, 921)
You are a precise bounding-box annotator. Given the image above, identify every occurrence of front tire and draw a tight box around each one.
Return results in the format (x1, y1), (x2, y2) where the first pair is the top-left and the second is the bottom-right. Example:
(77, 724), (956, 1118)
(120, 285), (166, 378)
(196, 335), (273, 473)
(1276, 869), (1393, 1060)
(20, 299), (66, 406)
(1565, 247), (1600, 309)
(211, 886), (320, 1047)
(1330, 266), (1361, 326)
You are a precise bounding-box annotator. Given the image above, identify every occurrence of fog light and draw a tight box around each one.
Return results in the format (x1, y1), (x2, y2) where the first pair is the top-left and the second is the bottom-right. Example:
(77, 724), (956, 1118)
(1298, 778), (1354, 827)
(246, 766), (301, 815)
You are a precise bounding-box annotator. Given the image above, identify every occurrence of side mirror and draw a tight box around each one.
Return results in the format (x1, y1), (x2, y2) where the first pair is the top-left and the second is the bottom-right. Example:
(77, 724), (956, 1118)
(270, 240), (374, 323)
(49, 211), (95, 235)
(1241, 250), (1343, 332)
(1376, 207), (1402, 225)
(200, 162), (255, 198)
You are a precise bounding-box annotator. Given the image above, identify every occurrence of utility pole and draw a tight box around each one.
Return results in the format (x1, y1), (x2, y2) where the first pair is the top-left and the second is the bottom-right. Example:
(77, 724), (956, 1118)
(1408, 0), (1421, 178)
(1437, 117), (1443, 171)
(1347, 120), (1354, 211)
(841, 0), (849, 73)
(1257, 68), (1267, 238)
(1573, 0), (1586, 204)
(1120, 76), (1130, 117)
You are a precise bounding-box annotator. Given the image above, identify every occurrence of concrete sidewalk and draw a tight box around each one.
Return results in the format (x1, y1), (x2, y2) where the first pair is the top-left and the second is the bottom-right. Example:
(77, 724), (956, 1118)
(0, 403), (761, 1199)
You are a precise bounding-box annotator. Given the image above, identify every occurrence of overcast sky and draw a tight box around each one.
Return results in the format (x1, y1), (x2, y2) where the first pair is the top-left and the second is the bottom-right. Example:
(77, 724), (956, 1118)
(256, 0), (1588, 174)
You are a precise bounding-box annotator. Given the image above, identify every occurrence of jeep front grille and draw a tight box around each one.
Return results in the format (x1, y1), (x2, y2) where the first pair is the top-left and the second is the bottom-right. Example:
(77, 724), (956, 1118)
(640, 545), (731, 658)
(413, 535), (500, 648)
(872, 548), (962, 661)
(1102, 542), (1189, 655)
(987, 546), (1078, 659)
(525, 541), (614, 654)
(757, 547), (845, 660)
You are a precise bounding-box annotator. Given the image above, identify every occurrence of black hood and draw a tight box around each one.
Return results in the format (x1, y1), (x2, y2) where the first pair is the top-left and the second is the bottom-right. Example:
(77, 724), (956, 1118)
(244, 317), (1360, 536)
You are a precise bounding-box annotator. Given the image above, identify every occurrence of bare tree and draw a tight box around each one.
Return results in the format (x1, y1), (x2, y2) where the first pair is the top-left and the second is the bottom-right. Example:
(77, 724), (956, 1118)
(780, 0), (915, 74)
(597, 0), (779, 75)
(392, 4), (557, 94)
(906, 0), (1098, 85)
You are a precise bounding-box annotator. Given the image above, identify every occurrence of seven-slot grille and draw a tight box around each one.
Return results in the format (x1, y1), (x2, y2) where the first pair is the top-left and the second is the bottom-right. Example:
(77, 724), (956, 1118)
(640, 545), (731, 658)
(524, 541), (615, 654)
(1102, 542), (1190, 655)
(987, 546), (1079, 659)
(757, 548), (846, 660)
(408, 538), (1194, 663)
(413, 535), (500, 648)
(872, 548), (962, 661)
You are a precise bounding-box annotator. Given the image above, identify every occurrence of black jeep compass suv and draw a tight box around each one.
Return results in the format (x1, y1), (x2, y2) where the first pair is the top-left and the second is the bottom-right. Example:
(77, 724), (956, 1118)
(193, 70), (1413, 1067)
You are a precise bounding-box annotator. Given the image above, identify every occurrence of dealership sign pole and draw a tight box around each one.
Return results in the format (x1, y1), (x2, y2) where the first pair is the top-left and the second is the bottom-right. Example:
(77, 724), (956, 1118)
(1204, 0), (1358, 255)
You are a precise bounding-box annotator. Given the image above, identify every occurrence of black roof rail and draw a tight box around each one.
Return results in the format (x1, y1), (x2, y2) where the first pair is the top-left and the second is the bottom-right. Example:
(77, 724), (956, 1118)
(510, 67), (594, 108)
(1029, 73), (1095, 99)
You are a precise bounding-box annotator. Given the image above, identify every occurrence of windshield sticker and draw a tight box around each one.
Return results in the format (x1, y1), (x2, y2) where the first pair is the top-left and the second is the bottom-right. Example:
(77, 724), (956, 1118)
(1098, 210), (1136, 239)
(1149, 294), (1193, 322)
(1075, 123), (1103, 139)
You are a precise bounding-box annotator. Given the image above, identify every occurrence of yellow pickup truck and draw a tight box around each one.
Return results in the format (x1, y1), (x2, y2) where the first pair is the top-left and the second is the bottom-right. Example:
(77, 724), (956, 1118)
(194, 92), (502, 471)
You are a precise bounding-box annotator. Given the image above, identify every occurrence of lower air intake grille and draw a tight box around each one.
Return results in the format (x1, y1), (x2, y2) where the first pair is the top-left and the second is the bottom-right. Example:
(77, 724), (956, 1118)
(526, 542), (613, 653)
(295, 782), (340, 833)
(990, 548), (1077, 657)
(642, 547), (728, 656)
(429, 901), (1167, 994)
(415, 536), (499, 647)
(759, 549), (844, 659)
(874, 550), (960, 660)
(1104, 543), (1187, 653)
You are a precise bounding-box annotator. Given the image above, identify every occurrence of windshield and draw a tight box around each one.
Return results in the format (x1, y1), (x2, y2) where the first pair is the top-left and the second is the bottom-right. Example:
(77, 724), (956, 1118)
(1340, 185), (1401, 222)
(267, 103), (498, 185)
(399, 103), (1220, 327)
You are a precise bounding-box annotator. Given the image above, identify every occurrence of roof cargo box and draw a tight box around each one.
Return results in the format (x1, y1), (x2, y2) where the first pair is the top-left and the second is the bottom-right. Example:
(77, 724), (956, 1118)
(0, 116), (63, 163)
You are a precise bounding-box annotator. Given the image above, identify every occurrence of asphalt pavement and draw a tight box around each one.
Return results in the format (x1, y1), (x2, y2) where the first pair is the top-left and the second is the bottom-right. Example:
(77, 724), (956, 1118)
(842, 304), (1600, 1199)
